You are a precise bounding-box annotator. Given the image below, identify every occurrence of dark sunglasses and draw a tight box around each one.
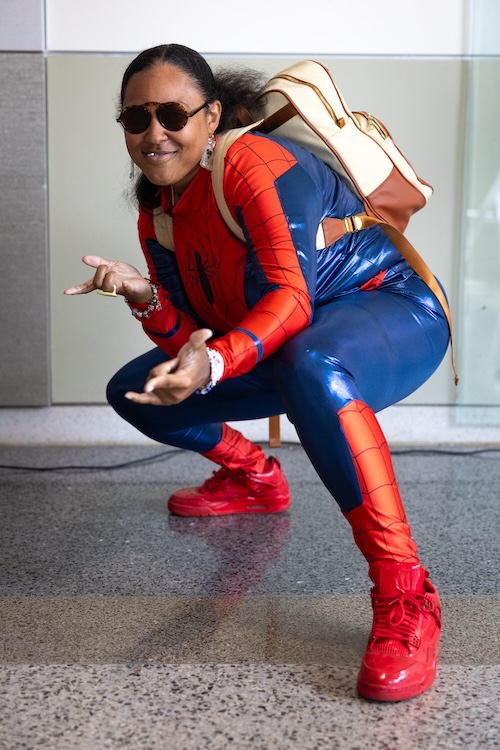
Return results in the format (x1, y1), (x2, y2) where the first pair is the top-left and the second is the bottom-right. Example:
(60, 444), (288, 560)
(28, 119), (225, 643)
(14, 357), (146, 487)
(117, 100), (210, 134)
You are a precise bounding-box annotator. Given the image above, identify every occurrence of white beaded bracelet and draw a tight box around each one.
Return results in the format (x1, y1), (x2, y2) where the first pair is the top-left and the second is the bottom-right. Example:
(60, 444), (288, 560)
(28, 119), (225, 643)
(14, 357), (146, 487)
(126, 281), (161, 319)
(197, 347), (225, 395)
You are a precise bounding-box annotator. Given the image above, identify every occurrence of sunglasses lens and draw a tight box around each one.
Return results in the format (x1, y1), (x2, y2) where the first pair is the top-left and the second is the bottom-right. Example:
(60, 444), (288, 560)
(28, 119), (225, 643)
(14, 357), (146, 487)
(157, 103), (188, 131)
(120, 107), (151, 134)
(118, 103), (195, 133)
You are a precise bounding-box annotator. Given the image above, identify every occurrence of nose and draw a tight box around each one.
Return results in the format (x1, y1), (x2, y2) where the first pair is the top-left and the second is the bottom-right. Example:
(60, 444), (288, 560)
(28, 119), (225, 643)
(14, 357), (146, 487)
(144, 108), (169, 140)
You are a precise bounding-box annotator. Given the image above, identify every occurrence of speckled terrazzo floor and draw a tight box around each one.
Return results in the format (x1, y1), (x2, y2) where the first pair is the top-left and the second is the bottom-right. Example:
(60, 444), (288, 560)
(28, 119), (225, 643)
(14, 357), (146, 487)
(1, 443), (499, 749)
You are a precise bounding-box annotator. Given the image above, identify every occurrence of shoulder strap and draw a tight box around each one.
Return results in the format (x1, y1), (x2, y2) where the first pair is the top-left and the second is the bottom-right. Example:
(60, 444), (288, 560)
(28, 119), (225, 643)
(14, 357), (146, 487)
(347, 214), (458, 385)
(211, 123), (262, 242)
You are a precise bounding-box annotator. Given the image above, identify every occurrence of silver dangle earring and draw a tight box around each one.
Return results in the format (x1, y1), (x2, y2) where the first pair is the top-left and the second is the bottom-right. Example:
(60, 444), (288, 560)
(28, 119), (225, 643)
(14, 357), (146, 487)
(200, 134), (216, 171)
(129, 160), (136, 180)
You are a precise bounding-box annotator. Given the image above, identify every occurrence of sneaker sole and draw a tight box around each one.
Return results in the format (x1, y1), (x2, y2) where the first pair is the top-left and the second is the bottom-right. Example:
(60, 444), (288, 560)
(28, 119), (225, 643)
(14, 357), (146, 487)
(357, 666), (437, 702)
(168, 495), (290, 517)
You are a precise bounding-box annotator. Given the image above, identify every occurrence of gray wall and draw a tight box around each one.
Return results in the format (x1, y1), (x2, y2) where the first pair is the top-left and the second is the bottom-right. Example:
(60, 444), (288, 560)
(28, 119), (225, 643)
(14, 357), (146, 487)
(0, 0), (49, 405)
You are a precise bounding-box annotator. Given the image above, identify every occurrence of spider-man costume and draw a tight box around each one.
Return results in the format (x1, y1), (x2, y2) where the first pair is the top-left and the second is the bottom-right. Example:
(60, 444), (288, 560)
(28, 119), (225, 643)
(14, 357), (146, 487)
(107, 131), (449, 565)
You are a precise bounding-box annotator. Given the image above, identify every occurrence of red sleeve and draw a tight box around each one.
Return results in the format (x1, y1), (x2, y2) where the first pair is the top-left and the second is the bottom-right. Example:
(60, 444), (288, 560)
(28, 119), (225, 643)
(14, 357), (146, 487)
(209, 135), (312, 380)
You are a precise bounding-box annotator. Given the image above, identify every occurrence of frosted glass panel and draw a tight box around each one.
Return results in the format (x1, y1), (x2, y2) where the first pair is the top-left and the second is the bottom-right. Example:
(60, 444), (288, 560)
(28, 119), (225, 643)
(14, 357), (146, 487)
(470, 0), (500, 55)
(457, 0), (500, 413)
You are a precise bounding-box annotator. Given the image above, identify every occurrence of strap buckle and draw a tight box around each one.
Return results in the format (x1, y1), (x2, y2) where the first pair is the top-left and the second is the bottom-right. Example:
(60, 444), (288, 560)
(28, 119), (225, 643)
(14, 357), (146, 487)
(343, 214), (364, 233)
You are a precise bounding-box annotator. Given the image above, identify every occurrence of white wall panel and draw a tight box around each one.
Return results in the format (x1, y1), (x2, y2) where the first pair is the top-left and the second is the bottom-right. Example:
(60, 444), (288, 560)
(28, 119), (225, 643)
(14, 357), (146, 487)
(0, 0), (44, 51)
(46, 0), (467, 56)
(48, 55), (151, 404)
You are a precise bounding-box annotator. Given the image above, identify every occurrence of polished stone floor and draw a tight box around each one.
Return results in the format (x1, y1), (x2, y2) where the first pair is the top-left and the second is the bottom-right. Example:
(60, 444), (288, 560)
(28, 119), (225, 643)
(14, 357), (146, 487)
(1, 443), (499, 749)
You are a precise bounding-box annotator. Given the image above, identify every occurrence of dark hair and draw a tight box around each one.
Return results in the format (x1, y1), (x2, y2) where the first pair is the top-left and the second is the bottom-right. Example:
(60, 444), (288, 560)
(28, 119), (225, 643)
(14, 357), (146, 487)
(120, 44), (266, 210)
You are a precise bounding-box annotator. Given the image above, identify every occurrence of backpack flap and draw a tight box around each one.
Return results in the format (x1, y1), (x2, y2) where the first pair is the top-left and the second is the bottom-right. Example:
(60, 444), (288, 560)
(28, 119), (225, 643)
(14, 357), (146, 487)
(352, 110), (433, 232)
(255, 60), (433, 234)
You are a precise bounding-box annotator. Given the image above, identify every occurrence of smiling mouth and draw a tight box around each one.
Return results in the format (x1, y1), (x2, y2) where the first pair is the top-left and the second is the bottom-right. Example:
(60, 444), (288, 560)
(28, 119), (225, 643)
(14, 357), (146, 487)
(145, 151), (164, 157)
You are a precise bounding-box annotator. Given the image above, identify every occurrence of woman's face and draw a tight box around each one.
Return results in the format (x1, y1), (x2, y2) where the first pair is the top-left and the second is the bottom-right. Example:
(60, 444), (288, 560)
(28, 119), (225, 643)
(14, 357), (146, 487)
(121, 63), (221, 194)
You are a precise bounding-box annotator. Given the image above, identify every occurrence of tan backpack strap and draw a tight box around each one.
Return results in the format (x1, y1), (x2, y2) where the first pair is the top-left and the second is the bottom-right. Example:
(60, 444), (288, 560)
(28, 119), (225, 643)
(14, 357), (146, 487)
(258, 102), (297, 133)
(345, 214), (458, 385)
(212, 123), (263, 242)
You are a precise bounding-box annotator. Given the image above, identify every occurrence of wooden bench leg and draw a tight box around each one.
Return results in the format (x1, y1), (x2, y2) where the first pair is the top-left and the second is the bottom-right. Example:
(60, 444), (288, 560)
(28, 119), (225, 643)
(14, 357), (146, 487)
(269, 415), (281, 448)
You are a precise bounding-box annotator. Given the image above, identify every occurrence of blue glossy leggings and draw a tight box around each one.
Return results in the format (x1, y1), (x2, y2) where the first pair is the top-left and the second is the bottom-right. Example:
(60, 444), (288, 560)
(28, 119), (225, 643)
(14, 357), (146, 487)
(107, 274), (449, 519)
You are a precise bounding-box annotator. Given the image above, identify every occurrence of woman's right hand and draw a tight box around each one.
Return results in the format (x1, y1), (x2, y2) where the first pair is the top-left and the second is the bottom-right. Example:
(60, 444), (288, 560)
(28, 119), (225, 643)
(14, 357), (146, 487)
(64, 255), (153, 304)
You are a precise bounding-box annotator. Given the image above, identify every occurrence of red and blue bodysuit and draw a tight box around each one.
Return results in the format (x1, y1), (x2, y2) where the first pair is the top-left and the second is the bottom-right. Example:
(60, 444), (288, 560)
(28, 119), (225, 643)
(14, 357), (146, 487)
(107, 131), (450, 565)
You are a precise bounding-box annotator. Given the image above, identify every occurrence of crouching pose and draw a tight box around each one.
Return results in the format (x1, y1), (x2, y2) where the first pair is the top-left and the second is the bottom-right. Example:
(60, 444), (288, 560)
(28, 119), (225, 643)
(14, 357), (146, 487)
(66, 43), (449, 702)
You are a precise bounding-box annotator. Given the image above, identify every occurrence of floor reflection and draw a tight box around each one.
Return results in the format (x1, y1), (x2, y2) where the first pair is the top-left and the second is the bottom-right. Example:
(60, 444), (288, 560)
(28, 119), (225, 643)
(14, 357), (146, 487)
(168, 513), (291, 612)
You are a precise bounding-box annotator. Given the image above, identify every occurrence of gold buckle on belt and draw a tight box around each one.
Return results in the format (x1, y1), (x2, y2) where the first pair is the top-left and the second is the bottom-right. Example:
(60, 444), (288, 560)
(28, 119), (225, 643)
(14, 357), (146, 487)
(343, 214), (364, 233)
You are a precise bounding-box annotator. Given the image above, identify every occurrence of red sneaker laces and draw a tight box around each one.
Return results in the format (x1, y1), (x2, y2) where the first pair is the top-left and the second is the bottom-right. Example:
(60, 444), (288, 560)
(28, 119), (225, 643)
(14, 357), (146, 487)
(201, 467), (247, 492)
(370, 592), (426, 653)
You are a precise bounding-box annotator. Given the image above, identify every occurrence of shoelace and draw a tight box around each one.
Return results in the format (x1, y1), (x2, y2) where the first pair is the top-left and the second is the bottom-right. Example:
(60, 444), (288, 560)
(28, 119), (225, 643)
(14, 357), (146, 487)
(371, 592), (426, 645)
(201, 467), (248, 492)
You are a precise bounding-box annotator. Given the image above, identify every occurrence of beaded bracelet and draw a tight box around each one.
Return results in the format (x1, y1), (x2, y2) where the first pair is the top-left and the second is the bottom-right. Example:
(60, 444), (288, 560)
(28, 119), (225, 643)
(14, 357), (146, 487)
(196, 347), (225, 395)
(126, 281), (161, 319)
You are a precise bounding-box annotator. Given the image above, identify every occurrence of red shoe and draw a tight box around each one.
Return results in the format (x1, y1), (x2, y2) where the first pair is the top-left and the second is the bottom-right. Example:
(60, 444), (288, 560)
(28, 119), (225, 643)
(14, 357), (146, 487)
(167, 457), (290, 517)
(357, 562), (442, 702)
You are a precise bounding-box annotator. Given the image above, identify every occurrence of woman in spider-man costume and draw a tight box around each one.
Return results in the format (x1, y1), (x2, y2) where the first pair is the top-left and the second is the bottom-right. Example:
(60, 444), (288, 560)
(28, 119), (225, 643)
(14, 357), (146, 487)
(65, 44), (450, 702)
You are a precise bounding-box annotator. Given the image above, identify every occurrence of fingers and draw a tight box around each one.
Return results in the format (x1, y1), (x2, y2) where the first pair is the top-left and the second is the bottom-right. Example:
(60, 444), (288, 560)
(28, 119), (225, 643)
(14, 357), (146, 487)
(124, 390), (164, 406)
(65, 256), (150, 299)
(64, 278), (97, 295)
(124, 373), (182, 406)
(144, 375), (172, 394)
(123, 330), (215, 407)
(64, 256), (114, 296)
(145, 358), (179, 383)
(81, 255), (111, 269)
(124, 361), (180, 404)
(64, 272), (115, 296)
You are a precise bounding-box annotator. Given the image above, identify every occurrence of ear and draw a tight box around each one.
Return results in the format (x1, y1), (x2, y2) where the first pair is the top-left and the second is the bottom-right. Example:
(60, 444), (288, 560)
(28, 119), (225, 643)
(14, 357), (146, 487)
(207, 99), (222, 132)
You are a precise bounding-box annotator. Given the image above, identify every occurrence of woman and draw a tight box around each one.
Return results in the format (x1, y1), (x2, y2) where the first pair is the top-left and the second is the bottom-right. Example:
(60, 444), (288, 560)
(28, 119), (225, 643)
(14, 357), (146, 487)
(65, 43), (449, 702)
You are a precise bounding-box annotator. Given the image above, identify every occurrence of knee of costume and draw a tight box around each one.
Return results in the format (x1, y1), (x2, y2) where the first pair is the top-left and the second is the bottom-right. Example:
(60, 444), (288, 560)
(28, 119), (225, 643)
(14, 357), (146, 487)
(106, 349), (222, 453)
(273, 340), (365, 511)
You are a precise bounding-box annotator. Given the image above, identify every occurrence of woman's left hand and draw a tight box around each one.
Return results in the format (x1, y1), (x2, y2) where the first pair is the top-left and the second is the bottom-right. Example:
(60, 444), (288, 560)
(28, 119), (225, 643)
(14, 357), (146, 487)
(124, 329), (214, 406)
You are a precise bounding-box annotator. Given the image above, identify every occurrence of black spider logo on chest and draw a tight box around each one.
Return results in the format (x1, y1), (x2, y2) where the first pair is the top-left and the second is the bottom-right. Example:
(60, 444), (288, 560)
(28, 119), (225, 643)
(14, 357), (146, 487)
(187, 249), (217, 306)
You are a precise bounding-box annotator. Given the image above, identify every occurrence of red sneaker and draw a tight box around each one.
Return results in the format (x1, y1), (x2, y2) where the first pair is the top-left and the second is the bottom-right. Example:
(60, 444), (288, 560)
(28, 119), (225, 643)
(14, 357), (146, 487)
(167, 457), (290, 517)
(357, 562), (442, 702)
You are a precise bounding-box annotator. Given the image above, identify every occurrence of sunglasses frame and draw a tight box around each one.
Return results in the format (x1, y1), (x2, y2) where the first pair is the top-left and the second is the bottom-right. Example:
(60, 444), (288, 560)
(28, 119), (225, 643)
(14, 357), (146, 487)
(116, 100), (210, 134)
